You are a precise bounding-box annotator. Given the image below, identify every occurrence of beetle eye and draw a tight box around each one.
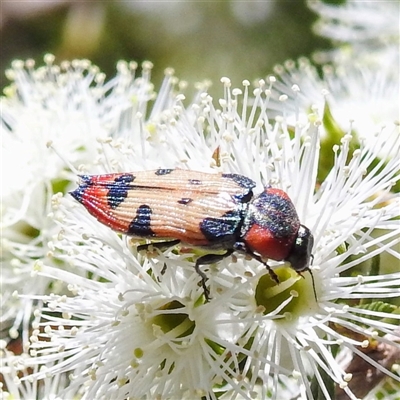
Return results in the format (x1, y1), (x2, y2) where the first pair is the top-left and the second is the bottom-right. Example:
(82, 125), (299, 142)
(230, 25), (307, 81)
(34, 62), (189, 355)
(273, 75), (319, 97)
(286, 225), (314, 272)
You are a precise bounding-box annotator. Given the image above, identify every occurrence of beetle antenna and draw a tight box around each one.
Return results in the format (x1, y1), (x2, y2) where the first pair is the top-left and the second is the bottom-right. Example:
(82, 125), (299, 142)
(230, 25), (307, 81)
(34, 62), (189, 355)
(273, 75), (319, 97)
(308, 269), (318, 302)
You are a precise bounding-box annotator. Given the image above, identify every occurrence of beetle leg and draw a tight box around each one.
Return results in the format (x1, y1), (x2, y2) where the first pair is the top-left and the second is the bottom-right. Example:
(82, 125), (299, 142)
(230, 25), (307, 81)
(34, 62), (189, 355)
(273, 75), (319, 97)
(160, 263), (167, 276)
(137, 239), (181, 253)
(250, 253), (280, 284)
(137, 240), (180, 281)
(195, 249), (235, 301)
(233, 242), (280, 284)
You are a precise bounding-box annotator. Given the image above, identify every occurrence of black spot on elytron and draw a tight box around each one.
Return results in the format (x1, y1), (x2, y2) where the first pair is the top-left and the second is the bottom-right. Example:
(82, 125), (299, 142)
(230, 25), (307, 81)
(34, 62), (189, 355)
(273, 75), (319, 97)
(178, 198), (192, 205)
(70, 175), (93, 203)
(155, 169), (173, 176)
(128, 205), (155, 237)
(200, 209), (243, 246)
(107, 174), (135, 209)
(221, 174), (255, 203)
(78, 175), (93, 184)
(115, 174), (135, 184)
(232, 190), (254, 204)
(70, 188), (84, 203)
(250, 190), (300, 239)
(222, 173), (256, 190)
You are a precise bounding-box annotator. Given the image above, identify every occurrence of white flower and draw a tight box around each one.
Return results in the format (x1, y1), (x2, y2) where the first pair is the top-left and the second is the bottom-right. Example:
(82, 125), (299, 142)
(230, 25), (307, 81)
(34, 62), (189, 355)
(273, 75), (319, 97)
(1, 55), (176, 345)
(308, 0), (399, 46)
(307, 0), (400, 70)
(0, 339), (78, 400)
(26, 76), (400, 399)
(266, 58), (399, 160)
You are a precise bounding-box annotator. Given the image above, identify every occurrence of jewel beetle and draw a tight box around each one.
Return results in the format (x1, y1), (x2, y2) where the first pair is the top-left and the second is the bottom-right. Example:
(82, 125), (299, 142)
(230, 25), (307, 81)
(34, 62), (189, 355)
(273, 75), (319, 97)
(70, 168), (314, 299)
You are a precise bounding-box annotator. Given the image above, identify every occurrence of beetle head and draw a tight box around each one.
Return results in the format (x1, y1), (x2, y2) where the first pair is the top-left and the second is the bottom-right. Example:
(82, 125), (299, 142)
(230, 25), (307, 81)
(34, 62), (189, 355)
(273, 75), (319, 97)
(285, 225), (314, 272)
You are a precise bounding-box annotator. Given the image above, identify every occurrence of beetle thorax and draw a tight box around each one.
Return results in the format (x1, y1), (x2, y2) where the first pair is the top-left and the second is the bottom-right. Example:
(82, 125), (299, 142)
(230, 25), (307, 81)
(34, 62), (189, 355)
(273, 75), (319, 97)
(241, 189), (301, 261)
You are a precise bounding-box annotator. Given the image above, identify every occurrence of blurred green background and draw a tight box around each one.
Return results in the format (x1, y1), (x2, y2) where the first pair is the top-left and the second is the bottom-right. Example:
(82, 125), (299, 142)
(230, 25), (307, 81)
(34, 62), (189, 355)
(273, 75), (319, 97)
(1, 0), (332, 93)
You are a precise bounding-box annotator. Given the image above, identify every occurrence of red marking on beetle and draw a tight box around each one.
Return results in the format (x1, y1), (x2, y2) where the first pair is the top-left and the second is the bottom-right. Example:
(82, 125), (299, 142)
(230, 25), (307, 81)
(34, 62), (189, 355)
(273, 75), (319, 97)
(265, 187), (292, 201)
(78, 184), (131, 233)
(243, 223), (294, 261)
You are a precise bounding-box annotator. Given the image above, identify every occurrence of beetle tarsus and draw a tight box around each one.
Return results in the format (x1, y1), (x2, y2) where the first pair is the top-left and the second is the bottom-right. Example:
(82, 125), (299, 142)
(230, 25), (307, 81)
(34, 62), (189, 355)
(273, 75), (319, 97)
(194, 263), (210, 301)
(233, 242), (280, 284)
(247, 251), (280, 284)
(160, 263), (167, 276)
(195, 249), (235, 301)
(265, 263), (280, 284)
(137, 239), (181, 253)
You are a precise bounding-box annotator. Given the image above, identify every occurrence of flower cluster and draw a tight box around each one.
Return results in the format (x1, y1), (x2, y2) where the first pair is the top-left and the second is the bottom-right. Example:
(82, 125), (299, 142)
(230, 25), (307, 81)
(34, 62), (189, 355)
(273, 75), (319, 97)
(1, 56), (164, 342)
(1, 2), (399, 400)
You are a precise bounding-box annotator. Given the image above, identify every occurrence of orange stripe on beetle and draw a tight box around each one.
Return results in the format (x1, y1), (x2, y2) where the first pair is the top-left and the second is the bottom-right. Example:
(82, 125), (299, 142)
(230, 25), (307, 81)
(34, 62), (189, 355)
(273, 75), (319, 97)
(70, 168), (314, 298)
